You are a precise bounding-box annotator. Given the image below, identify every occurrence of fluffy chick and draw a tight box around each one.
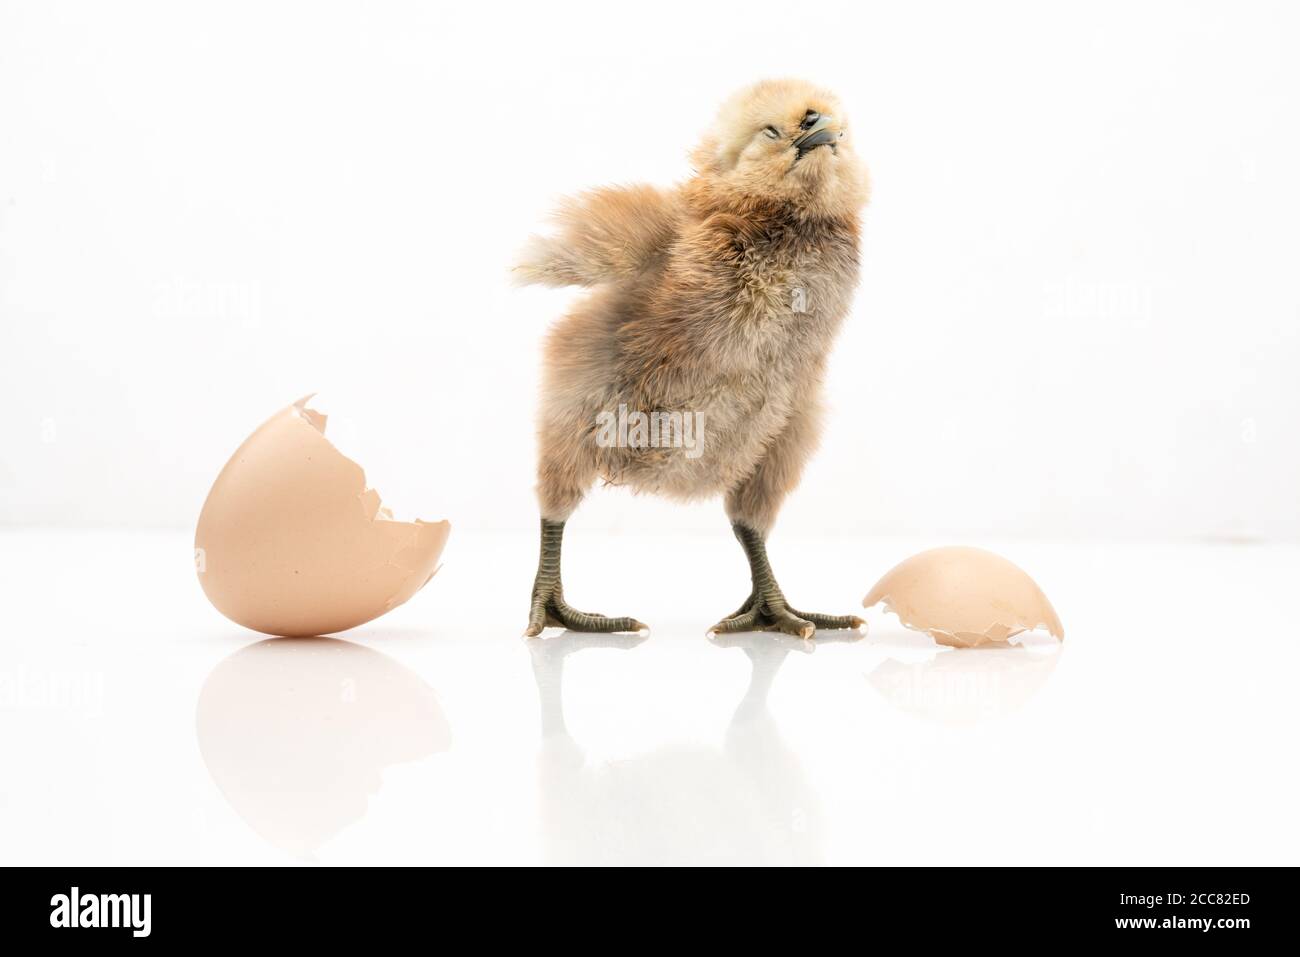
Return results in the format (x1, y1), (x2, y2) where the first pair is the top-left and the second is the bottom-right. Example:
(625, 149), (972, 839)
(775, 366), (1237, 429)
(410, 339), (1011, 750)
(517, 78), (870, 639)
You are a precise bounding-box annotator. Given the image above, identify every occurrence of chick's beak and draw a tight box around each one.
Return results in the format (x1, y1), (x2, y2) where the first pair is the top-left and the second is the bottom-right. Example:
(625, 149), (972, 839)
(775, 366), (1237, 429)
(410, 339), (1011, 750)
(793, 114), (839, 158)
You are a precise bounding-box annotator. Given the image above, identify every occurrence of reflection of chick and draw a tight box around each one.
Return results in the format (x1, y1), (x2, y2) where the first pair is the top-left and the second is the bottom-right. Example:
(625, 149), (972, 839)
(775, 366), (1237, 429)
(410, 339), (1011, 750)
(528, 630), (825, 866)
(517, 79), (870, 638)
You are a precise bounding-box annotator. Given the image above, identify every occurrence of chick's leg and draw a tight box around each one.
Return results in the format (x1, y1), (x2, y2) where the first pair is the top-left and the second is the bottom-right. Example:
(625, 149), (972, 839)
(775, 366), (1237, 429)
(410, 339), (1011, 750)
(708, 524), (864, 639)
(714, 404), (863, 639)
(524, 519), (648, 638)
(527, 411), (647, 636)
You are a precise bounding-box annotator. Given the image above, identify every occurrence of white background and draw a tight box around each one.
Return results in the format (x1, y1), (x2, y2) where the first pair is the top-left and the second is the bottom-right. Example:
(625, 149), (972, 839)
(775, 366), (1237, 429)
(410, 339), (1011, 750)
(3, 0), (1297, 542)
(2, 1), (1299, 869)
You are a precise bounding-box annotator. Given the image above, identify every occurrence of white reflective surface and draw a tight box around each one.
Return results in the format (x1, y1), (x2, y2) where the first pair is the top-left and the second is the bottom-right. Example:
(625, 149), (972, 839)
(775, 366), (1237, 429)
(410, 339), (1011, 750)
(1, 529), (1296, 865)
(196, 638), (451, 861)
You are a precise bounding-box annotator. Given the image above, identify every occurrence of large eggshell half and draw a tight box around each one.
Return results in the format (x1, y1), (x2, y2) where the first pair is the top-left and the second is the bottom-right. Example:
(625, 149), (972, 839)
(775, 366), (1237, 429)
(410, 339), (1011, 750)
(195, 396), (450, 637)
(863, 546), (1064, 648)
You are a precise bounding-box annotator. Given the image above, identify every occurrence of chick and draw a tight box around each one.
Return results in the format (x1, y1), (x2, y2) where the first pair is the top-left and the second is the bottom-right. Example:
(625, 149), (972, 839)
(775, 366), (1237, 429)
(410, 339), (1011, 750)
(516, 79), (870, 639)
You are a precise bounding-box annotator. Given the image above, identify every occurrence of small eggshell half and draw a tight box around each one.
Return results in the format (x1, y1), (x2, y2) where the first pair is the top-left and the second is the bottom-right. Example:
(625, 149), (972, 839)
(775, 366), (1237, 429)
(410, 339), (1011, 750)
(195, 396), (450, 637)
(863, 546), (1064, 648)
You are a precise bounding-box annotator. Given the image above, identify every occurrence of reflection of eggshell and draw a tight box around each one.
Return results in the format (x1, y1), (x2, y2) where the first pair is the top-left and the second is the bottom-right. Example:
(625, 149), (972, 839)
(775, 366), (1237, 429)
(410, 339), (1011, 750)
(863, 546), (1064, 648)
(195, 396), (450, 637)
(867, 643), (1062, 726)
(196, 638), (450, 858)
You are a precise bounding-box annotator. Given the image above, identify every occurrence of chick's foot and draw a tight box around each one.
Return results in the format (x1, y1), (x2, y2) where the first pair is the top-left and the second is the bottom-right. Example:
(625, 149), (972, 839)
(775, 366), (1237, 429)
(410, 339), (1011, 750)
(524, 518), (648, 638)
(709, 523), (864, 640)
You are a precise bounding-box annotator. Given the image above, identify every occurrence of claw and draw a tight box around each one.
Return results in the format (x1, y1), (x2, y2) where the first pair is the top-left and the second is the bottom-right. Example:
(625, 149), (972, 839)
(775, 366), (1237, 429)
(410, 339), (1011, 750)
(524, 602), (548, 638)
(711, 595), (859, 641)
(526, 588), (647, 636)
(787, 609), (866, 633)
(708, 606), (761, 636)
(767, 609), (815, 641)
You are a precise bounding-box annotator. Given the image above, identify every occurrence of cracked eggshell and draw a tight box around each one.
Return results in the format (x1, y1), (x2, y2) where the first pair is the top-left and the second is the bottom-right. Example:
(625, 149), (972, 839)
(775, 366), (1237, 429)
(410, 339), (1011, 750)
(863, 546), (1064, 648)
(195, 396), (450, 637)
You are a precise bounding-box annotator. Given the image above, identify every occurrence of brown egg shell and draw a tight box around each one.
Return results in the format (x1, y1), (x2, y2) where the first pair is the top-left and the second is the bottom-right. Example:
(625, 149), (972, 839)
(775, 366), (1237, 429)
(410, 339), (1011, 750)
(863, 546), (1064, 648)
(195, 396), (449, 637)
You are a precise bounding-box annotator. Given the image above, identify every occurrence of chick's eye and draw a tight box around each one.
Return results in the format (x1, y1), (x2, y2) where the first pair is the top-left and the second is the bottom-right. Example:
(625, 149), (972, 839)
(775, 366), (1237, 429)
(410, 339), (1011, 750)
(763, 125), (780, 139)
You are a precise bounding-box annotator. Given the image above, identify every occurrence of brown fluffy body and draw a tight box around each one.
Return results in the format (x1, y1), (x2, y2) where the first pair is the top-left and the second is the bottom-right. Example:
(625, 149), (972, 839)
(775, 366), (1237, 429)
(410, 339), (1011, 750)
(517, 78), (869, 539)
